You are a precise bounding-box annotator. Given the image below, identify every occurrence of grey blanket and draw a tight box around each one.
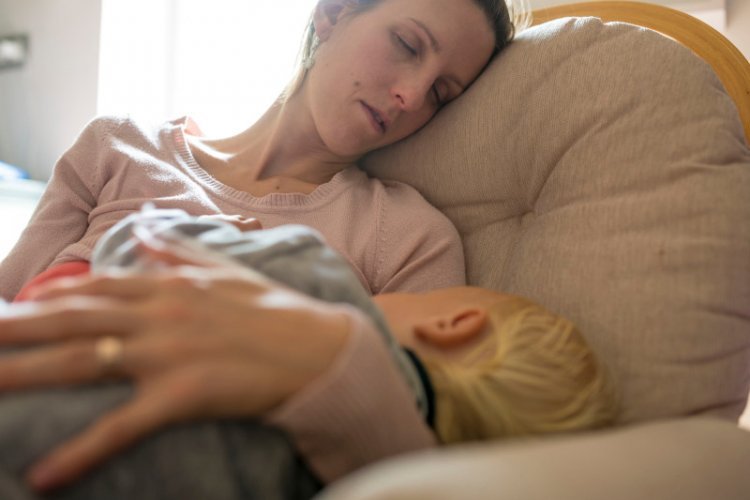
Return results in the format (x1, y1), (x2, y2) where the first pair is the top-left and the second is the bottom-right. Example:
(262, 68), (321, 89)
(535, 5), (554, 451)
(0, 384), (321, 499)
(0, 210), (421, 499)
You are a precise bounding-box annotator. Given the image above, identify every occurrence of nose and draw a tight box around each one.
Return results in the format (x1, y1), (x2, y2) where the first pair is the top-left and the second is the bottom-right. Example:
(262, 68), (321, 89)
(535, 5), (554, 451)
(391, 73), (433, 112)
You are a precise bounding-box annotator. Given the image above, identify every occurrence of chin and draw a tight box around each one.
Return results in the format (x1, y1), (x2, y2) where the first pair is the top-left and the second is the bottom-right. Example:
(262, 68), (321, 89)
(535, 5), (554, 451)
(322, 120), (399, 157)
(324, 135), (380, 159)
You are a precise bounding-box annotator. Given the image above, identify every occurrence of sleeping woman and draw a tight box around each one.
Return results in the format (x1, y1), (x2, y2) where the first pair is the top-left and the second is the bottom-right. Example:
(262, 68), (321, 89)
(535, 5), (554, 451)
(0, 0), (528, 497)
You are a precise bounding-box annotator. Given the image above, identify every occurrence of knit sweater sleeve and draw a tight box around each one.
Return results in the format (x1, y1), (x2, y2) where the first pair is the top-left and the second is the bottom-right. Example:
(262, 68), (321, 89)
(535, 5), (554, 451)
(264, 306), (437, 484)
(372, 182), (466, 294)
(0, 117), (119, 301)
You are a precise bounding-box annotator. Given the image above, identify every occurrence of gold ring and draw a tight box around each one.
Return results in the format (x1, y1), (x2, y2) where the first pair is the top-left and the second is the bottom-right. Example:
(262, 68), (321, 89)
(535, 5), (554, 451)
(95, 336), (125, 376)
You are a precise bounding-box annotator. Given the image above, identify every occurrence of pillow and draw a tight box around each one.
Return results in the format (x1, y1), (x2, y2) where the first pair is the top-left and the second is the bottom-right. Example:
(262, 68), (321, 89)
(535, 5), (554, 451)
(320, 418), (750, 500)
(362, 17), (750, 424)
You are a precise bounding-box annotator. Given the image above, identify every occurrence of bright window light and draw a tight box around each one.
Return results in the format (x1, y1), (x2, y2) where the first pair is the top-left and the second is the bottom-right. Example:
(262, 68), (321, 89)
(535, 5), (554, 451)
(98, 0), (316, 137)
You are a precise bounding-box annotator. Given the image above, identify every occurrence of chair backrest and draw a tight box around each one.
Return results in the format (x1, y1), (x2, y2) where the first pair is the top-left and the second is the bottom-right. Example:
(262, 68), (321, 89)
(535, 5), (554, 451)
(363, 8), (750, 424)
(532, 0), (750, 144)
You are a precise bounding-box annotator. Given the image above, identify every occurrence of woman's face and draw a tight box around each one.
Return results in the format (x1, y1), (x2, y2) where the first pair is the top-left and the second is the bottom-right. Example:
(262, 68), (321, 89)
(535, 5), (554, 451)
(305, 0), (495, 157)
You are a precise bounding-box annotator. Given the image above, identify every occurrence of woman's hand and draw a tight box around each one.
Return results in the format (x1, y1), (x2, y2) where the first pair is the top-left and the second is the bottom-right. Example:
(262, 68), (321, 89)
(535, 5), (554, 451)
(197, 213), (263, 231)
(0, 265), (350, 492)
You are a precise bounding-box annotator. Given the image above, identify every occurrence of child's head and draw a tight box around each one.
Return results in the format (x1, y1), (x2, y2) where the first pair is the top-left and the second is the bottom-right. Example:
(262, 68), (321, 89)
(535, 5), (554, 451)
(373, 287), (617, 444)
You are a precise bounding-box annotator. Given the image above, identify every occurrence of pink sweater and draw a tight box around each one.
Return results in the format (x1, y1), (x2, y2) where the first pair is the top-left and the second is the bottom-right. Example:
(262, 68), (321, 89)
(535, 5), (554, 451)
(0, 116), (465, 481)
(1, 116), (464, 299)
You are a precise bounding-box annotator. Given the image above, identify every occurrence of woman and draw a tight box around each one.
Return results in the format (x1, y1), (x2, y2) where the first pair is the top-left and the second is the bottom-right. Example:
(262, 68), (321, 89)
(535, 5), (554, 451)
(1, 0), (516, 301)
(0, 0), (524, 496)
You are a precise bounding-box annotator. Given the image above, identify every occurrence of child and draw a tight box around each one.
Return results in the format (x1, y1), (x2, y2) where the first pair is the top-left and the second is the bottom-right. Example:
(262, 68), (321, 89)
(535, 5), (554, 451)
(0, 207), (616, 498)
(93, 206), (618, 444)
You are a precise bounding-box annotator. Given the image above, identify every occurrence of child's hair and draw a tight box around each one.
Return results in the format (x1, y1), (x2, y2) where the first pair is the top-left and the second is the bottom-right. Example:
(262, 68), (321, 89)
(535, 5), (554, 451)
(422, 296), (617, 444)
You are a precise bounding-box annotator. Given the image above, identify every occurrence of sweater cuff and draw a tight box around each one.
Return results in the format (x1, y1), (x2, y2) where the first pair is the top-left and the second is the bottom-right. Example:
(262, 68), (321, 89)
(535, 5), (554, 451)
(264, 306), (437, 483)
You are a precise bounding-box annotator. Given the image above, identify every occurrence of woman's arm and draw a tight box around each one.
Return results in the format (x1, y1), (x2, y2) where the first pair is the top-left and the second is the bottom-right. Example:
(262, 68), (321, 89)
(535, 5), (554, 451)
(266, 308), (436, 483)
(0, 266), (433, 491)
(0, 117), (119, 301)
(373, 183), (466, 294)
(94, 213), (437, 482)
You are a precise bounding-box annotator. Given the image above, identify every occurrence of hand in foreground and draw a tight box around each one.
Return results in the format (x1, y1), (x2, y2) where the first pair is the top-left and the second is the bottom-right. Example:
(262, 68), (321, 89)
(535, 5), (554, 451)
(0, 265), (350, 492)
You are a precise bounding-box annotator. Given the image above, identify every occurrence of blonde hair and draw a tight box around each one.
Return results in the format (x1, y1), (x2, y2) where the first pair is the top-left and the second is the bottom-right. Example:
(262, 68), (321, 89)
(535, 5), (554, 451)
(281, 0), (532, 101)
(422, 297), (617, 444)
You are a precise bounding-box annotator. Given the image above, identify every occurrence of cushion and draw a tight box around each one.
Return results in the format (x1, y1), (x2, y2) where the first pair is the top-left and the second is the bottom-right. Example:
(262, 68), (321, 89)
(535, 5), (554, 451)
(362, 17), (750, 424)
(320, 418), (750, 500)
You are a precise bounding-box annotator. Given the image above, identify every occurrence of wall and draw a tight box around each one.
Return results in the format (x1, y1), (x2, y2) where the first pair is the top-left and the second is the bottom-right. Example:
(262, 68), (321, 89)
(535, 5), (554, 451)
(726, 0), (750, 60)
(0, 0), (101, 180)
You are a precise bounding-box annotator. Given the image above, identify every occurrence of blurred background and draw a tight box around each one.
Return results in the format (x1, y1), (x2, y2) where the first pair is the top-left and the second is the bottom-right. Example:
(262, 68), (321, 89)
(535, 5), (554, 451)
(0, 0), (316, 182)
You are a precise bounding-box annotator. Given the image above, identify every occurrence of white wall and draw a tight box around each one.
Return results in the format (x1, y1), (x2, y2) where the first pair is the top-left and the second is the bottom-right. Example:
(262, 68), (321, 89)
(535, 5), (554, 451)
(0, 0), (101, 180)
(726, 0), (750, 60)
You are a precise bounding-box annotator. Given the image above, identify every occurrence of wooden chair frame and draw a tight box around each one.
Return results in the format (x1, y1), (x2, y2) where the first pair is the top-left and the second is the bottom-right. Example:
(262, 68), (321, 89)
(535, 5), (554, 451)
(531, 1), (750, 144)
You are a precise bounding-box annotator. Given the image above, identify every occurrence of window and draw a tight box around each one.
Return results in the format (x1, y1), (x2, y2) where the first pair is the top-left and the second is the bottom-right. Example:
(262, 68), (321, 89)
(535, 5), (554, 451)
(98, 0), (316, 137)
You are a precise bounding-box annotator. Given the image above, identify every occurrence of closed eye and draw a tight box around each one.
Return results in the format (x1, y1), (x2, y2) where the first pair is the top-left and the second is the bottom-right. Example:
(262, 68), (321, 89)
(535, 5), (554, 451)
(396, 34), (418, 57)
(432, 79), (452, 108)
(393, 32), (446, 108)
(431, 86), (443, 107)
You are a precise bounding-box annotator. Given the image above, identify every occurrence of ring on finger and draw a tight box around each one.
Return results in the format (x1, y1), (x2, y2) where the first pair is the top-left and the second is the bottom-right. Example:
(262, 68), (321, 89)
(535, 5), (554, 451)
(95, 336), (125, 376)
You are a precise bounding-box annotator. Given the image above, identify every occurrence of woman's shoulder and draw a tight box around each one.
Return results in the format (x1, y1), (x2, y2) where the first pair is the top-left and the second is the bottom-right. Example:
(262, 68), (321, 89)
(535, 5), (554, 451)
(68, 114), (128, 144)
(367, 173), (454, 229)
(76, 115), (190, 148)
(356, 168), (462, 251)
(58, 115), (195, 189)
(348, 168), (436, 212)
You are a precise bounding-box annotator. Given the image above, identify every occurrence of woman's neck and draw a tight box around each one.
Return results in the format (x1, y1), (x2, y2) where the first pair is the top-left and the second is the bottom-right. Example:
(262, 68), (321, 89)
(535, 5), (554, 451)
(194, 95), (358, 186)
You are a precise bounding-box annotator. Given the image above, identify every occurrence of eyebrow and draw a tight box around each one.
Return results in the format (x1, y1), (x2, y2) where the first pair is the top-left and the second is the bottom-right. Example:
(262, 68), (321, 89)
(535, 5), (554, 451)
(408, 17), (441, 53)
(407, 17), (466, 93)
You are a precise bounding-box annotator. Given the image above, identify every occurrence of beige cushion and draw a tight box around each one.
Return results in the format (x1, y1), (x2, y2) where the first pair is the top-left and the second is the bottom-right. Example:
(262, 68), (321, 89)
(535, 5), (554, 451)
(362, 17), (750, 424)
(320, 418), (750, 500)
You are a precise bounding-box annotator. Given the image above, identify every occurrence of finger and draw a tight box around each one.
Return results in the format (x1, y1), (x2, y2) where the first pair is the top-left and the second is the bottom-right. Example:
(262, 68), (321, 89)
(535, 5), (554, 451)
(29, 273), (159, 302)
(234, 217), (263, 231)
(0, 298), (142, 345)
(132, 219), (220, 269)
(26, 394), (171, 492)
(134, 239), (217, 269)
(196, 214), (262, 231)
(0, 338), (130, 391)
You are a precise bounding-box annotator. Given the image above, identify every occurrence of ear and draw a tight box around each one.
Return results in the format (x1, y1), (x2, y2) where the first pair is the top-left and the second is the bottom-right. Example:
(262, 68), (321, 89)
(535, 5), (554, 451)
(414, 308), (488, 349)
(313, 0), (354, 41)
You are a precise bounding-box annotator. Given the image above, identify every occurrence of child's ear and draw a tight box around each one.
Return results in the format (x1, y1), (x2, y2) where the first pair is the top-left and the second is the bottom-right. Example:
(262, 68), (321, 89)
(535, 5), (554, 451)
(414, 308), (488, 349)
(312, 0), (353, 41)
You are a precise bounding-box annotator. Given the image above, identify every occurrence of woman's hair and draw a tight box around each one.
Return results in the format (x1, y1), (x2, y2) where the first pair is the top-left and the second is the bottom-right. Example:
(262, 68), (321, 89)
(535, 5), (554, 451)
(422, 297), (618, 444)
(282, 0), (532, 100)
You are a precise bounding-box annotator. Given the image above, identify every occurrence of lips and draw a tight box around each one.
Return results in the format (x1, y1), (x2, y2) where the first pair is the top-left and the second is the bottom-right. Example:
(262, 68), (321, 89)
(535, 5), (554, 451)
(361, 101), (387, 134)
